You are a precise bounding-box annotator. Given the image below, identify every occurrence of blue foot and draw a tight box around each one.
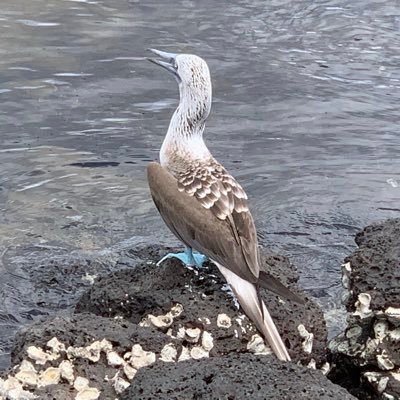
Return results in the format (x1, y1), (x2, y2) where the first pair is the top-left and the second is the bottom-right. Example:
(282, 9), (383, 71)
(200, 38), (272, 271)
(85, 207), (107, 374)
(192, 252), (207, 268)
(157, 247), (207, 268)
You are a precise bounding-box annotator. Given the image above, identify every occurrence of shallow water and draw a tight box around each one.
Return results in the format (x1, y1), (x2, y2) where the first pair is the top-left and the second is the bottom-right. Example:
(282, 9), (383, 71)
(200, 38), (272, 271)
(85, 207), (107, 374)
(1, 0), (399, 370)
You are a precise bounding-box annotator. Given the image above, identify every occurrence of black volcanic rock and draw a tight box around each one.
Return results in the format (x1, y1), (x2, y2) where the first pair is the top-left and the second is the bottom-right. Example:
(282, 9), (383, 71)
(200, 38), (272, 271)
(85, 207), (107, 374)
(122, 353), (356, 400)
(1, 245), (330, 399)
(76, 247), (328, 365)
(345, 218), (400, 311)
(9, 313), (176, 400)
(329, 219), (400, 400)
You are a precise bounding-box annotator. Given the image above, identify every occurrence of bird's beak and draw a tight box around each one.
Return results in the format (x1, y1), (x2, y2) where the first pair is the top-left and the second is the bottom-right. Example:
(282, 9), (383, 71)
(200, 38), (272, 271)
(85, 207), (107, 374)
(147, 48), (179, 79)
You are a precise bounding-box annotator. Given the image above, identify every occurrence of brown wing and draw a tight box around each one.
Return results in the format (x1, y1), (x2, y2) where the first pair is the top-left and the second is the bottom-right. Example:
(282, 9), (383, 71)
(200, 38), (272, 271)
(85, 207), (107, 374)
(176, 160), (259, 278)
(148, 162), (259, 282)
(148, 162), (304, 303)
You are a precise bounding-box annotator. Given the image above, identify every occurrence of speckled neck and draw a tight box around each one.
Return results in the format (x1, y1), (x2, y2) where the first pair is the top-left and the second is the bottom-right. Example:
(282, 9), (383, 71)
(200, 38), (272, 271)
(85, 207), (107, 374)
(160, 81), (212, 171)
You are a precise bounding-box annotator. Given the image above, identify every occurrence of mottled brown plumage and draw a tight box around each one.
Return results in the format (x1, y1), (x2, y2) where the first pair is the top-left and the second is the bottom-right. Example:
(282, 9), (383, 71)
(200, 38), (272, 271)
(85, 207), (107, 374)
(148, 161), (260, 282)
(177, 160), (248, 217)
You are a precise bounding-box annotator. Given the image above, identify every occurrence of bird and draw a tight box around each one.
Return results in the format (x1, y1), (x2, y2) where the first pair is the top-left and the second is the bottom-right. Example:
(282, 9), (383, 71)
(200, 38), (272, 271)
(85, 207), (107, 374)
(146, 48), (303, 362)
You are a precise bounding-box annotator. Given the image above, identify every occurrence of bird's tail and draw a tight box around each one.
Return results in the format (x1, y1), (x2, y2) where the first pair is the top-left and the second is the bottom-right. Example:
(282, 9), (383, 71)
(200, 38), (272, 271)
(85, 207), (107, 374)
(215, 262), (291, 362)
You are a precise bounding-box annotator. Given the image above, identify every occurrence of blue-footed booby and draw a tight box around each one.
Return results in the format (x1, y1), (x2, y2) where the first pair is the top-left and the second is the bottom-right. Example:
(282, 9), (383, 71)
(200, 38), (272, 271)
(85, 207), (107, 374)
(147, 49), (303, 362)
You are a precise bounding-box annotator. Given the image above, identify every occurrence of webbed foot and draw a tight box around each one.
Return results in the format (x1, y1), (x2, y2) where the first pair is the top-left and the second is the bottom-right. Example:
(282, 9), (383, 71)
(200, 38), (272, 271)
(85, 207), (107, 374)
(157, 247), (207, 268)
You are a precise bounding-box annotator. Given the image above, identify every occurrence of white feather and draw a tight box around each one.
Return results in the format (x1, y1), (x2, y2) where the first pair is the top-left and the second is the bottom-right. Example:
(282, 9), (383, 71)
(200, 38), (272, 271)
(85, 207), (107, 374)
(159, 54), (212, 168)
(215, 262), (291, 362)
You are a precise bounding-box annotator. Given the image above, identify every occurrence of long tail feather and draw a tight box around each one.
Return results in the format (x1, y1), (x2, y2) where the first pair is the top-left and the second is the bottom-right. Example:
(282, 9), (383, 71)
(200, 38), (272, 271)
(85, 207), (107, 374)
(216, 262), (291, 362)
(258, 271), (305, 304)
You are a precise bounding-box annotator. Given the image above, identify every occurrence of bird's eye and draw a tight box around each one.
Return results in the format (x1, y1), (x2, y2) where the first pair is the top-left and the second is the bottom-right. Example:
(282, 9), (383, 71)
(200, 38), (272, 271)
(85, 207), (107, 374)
(174, 60), (178, 70)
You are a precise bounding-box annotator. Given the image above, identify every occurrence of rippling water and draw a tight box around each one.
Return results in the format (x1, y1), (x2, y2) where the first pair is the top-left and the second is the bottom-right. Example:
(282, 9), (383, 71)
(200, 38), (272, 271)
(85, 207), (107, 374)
(1, 0), (399, 369)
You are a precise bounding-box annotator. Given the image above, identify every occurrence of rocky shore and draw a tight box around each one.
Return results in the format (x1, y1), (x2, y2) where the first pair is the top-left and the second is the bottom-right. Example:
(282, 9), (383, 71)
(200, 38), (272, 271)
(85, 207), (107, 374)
(1, 219), (398, 399)
(329, 218), (400, 400)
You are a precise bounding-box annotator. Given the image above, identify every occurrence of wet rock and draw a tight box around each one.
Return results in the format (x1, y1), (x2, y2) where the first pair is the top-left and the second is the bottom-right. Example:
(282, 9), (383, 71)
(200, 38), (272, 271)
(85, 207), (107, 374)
(2, 245), (329, 399)
(329, 219), (400, 400)
(0, 236), (154, 369)
(344, 218), (400, 311)
(5, 313), (176, 399)
(121, 353), (356, 400)
(76, 247), (328, 366)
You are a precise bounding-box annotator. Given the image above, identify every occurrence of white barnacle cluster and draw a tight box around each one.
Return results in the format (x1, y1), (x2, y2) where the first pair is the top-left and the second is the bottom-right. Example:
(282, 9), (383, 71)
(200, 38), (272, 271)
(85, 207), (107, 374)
(0, 336), (159, 399)
(0, 304), (226, 399)
(216, 313), (232, 329)
(164, 326), (214, 361)
(296, 325), (331, 375)
(139, 303), (215, 361)
(346, 292), (400, 398)
(139, 303), (184, 330)
(385, 306), (400, 326)
(363, 370), (400, 398)
(246, 334), (271, 355)
(0, 336), (103, 400)
(353, 293), (373, 318)
(360, 315), (400, 381)
(297, 324), (314, 354)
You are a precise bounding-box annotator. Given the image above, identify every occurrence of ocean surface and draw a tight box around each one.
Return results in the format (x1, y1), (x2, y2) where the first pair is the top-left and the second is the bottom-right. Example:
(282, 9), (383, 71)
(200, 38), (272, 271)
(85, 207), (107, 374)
(0, 0), (399, 370)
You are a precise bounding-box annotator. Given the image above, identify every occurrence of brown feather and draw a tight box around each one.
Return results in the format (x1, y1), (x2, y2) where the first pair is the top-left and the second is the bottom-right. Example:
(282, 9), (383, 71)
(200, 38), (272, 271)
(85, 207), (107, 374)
(147, 162), (258, 283)
(148, 162), (301, 303)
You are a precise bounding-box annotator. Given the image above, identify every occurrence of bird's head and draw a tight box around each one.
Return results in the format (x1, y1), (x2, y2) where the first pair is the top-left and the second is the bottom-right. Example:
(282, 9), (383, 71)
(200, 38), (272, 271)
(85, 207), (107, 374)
(148, 49), (212, 125)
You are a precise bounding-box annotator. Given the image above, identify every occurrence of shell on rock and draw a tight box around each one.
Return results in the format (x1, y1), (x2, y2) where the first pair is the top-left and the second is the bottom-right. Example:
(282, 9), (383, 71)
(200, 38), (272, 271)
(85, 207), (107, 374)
(217, 314), (232, 329)
(364, 371), (389, 394)
(15, 360), (38, 387)
(385, 307), (400, 325)
(185, 327), (201, 343)
(67, 339), (112, 362)
(246, 334), (271, 355)
(388, 328), (400, 341)
(19, 360), (36, 372)
(374, 321), (389, 341)
(46, 337), (66, 354)
(128, 344), (156, 369)
(99, 339), (113, 352)
(123, 364), (137, 380)
(15, 369), (38, 387)
(178, 346), (191, 362)
(307, 359), (317, 369)
(147, 314), (173, 329)
(59, 360), (74, 385)
(197, 317), (211, 325)
(190, 346), (209, 360)
(297, 324), (314, 354)
(113, 376), (130, 394)
(201, 331), (214, 351)
(176, 326), (186, 340)
(320, 362), (331, 375)
(377, 351), (395, 371)
(1, 376), (21, 391)
(0, 377), (38, 400)
(140, 303), (184, 329)
(75, 387), (100, 400)
(74, 376), (89, 391)
(353, 293), (372, 318)
(169, 303), (184, 317)
(27, 346), (59, 365)
(38, 367), (61, 387)
(107, 351), (124, 367)
(160, 343), (178, 362)
(84, 341), (103, 362)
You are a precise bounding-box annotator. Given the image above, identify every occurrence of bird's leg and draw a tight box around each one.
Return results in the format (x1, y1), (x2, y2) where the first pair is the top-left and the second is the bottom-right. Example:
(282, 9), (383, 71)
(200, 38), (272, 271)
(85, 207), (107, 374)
(157, 246), (207, 268)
